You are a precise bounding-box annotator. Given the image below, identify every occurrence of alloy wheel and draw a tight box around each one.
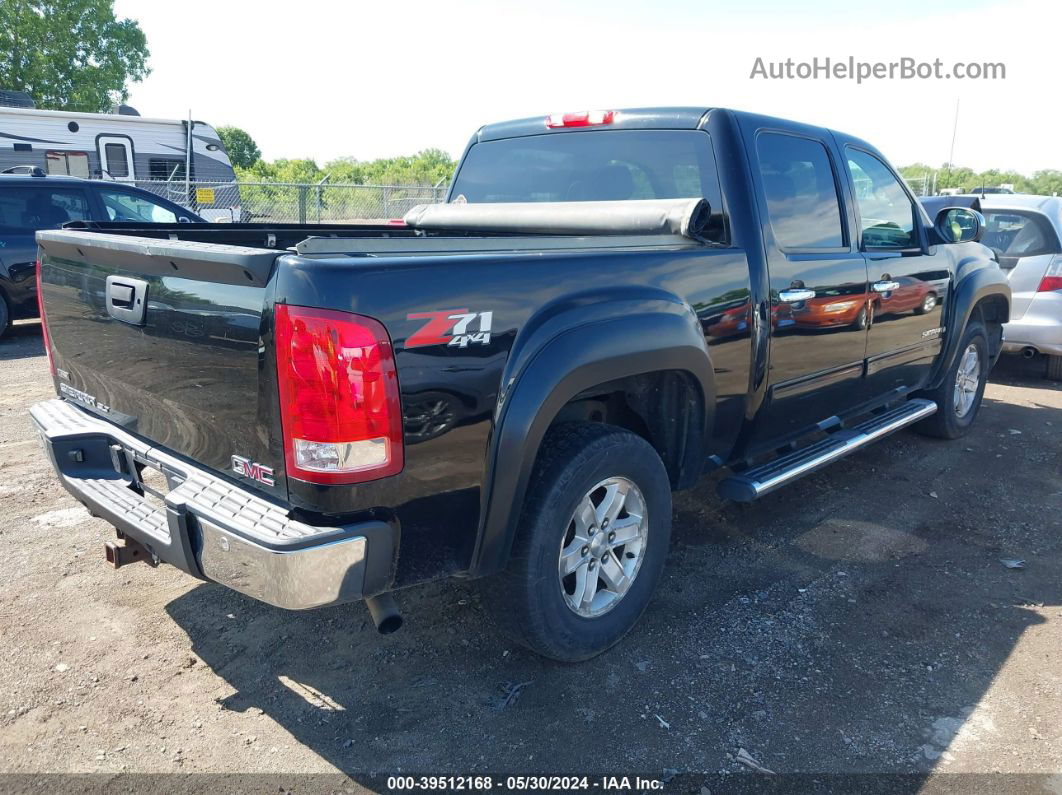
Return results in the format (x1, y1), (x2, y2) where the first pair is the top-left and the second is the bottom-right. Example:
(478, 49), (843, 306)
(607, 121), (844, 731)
(953, 342), (981, 417)
(558, 477), (648, 618)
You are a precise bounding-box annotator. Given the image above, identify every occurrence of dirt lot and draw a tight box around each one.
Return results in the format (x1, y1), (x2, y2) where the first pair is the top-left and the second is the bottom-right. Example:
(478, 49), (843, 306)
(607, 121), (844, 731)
(1, 318), (1061, 791)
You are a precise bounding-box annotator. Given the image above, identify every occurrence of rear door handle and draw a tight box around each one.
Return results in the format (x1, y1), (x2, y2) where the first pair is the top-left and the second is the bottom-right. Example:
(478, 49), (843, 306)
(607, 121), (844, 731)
(779, 289), (816, 302)
(105, 275), (148, 325)
(872, 280), (900, 292)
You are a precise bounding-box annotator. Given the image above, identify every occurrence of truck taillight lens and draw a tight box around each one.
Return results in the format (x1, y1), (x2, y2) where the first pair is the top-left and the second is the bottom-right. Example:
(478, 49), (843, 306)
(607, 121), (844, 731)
(545, 110), (615, 128)
(35, 259), (56, 377)
(1038, 257), (1062, 292)
(274, 304), (403, 484)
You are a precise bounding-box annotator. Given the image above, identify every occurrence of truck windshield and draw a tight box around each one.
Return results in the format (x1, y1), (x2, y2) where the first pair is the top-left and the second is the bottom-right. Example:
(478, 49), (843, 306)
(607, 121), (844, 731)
(450, 129), (723, 214)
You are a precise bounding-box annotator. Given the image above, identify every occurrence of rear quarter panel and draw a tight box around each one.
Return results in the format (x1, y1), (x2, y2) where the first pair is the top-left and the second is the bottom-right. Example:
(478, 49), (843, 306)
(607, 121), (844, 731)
(274, 243), (753, 586)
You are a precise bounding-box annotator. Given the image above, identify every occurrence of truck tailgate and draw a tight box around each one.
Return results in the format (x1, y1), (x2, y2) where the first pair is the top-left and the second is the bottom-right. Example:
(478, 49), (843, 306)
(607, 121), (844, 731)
(35, 230), (285, 499)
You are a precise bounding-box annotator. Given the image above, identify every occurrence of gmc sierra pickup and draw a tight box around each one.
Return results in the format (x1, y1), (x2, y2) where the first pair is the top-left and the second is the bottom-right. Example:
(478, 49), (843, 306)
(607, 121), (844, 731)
(31, 107), (1010, 661)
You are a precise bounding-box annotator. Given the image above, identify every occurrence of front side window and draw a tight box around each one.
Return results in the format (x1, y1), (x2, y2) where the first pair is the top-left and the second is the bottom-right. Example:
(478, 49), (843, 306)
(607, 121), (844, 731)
(757, 133), (845, 250)
(99, 189), (178, 223)
(846, 149), (917, 249)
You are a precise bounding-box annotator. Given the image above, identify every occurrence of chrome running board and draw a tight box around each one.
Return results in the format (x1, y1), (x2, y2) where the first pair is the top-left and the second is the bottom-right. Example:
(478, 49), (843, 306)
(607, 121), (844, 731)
(717, 399), (937, 502)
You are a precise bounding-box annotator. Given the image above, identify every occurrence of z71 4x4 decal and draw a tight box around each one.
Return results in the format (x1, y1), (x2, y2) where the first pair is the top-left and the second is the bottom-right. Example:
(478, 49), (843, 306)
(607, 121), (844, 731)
(406, 309), (493, 348)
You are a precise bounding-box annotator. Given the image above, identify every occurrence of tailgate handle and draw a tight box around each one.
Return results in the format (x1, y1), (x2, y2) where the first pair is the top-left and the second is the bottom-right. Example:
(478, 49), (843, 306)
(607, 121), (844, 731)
(105, 275), (148, 325)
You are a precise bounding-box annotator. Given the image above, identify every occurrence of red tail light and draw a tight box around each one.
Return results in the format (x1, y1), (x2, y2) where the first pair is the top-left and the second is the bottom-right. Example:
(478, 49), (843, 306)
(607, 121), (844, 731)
(274, 304), (403, 484)
(35, 259), (56, 377)
(1039, 258), (1062, 292)
(545, 110), (615, 128)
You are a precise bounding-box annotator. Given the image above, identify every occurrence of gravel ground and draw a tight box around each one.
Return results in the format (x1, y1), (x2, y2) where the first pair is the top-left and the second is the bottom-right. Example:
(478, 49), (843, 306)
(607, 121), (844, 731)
(1, 318), (1061, 792)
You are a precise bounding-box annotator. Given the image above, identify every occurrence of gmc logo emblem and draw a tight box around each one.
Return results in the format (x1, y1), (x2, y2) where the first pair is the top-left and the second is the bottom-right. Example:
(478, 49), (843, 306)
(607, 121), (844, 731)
(231, 454), (275, 487)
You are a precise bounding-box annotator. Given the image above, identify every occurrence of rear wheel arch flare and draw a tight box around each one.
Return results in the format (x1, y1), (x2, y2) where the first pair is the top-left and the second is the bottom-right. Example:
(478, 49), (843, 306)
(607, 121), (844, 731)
(472, 310), (715, 577)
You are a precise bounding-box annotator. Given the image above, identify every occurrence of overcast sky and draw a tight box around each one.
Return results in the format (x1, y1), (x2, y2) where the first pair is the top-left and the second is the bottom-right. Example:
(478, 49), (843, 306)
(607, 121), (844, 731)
(114, 0), (1059, 174)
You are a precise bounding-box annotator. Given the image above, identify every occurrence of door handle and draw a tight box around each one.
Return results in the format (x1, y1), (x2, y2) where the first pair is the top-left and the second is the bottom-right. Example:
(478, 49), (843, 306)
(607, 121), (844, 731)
(779, 289), (816, 302)
(105, 275), (148, 325)
(872, 280), (900, 292)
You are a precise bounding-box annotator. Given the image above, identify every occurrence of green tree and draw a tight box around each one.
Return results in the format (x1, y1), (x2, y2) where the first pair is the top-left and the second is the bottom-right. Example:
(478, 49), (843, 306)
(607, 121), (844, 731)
(324, 149), (456, 186)
(216, 126), (261, 169)
(1030, 170), (1062, 196)
(0, 0), (149, 112)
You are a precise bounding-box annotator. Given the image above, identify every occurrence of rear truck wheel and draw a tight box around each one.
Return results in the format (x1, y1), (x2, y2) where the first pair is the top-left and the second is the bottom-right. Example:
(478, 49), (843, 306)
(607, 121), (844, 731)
(1047, 354), (1062, 381)
(914, 321), (989, 439)
(479, 422), (672, 662)
(915, 292), (937, 314)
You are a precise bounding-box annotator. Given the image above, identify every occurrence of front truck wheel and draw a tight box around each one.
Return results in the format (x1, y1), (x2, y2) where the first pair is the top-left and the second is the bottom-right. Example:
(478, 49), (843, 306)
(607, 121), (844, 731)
(480, 423), (672, 662)
(914, 321), (989, 439)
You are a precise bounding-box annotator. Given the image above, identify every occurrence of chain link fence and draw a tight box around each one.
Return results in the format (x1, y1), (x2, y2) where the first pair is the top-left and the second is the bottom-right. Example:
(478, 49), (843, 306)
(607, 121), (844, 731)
(128, 179), (449, 223)
(902, 173), (934, 197)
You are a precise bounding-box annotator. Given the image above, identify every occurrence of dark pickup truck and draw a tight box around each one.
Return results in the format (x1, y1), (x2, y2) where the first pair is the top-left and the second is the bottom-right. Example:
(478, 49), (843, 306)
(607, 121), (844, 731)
(31, 107), (1010, 661)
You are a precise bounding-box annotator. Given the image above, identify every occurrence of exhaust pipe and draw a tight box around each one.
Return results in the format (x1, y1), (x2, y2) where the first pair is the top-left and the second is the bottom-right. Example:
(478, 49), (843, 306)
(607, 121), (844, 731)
(364, 593), (403, 634)
(1022, 346), (1038, 359)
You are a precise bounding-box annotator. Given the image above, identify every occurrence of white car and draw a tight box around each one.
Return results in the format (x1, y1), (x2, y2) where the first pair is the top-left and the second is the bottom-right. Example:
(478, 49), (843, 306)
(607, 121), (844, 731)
(976, 195), (1062, 380)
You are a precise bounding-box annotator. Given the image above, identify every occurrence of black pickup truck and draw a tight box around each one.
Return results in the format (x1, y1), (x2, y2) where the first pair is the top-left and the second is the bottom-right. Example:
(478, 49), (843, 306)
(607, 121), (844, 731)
(31, 107), (1009, 661)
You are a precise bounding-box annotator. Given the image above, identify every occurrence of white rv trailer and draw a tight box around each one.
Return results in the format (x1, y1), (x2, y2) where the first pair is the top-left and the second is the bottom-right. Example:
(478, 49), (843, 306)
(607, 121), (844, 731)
(0, 106), (239, 222)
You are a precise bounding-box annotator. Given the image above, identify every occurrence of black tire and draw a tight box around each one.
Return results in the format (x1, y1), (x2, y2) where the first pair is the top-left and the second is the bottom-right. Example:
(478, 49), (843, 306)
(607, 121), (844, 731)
(0, 294), (9, 340)
(479, 422), (672, 662)
(1047, 355), (1062, 382)
(914, 321), (989, 439)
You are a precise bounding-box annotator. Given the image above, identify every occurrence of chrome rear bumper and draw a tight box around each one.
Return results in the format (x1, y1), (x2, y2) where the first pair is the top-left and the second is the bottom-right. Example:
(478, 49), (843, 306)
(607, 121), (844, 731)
(30, 398), (392, 610)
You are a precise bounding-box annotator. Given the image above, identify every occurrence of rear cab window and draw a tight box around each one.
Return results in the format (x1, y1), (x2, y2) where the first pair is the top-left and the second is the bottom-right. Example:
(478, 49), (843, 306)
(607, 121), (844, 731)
(450, 129), (727, 243)
(0, 186), (91, 230)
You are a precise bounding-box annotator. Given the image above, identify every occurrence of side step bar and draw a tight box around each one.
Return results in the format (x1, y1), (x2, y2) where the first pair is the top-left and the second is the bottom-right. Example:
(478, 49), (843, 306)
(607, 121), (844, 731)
(717, 398), (937, 502)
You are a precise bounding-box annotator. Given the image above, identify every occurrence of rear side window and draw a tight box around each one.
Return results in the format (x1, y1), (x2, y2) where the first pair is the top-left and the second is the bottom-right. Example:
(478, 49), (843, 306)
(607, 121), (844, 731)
(757, 132), (845, 250)
(451, 129), (726, 240)
(0, 187), (91, 230)
(981, 210), (1060, 258)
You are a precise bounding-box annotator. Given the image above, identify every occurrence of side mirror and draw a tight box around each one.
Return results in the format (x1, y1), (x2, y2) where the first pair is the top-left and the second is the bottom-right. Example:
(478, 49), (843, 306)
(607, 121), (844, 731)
(934, 207), (985, 244)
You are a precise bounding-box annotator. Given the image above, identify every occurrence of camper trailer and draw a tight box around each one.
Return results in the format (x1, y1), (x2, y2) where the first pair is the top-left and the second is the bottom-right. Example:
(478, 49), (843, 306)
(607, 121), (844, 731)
(0, 103), (239, 222)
